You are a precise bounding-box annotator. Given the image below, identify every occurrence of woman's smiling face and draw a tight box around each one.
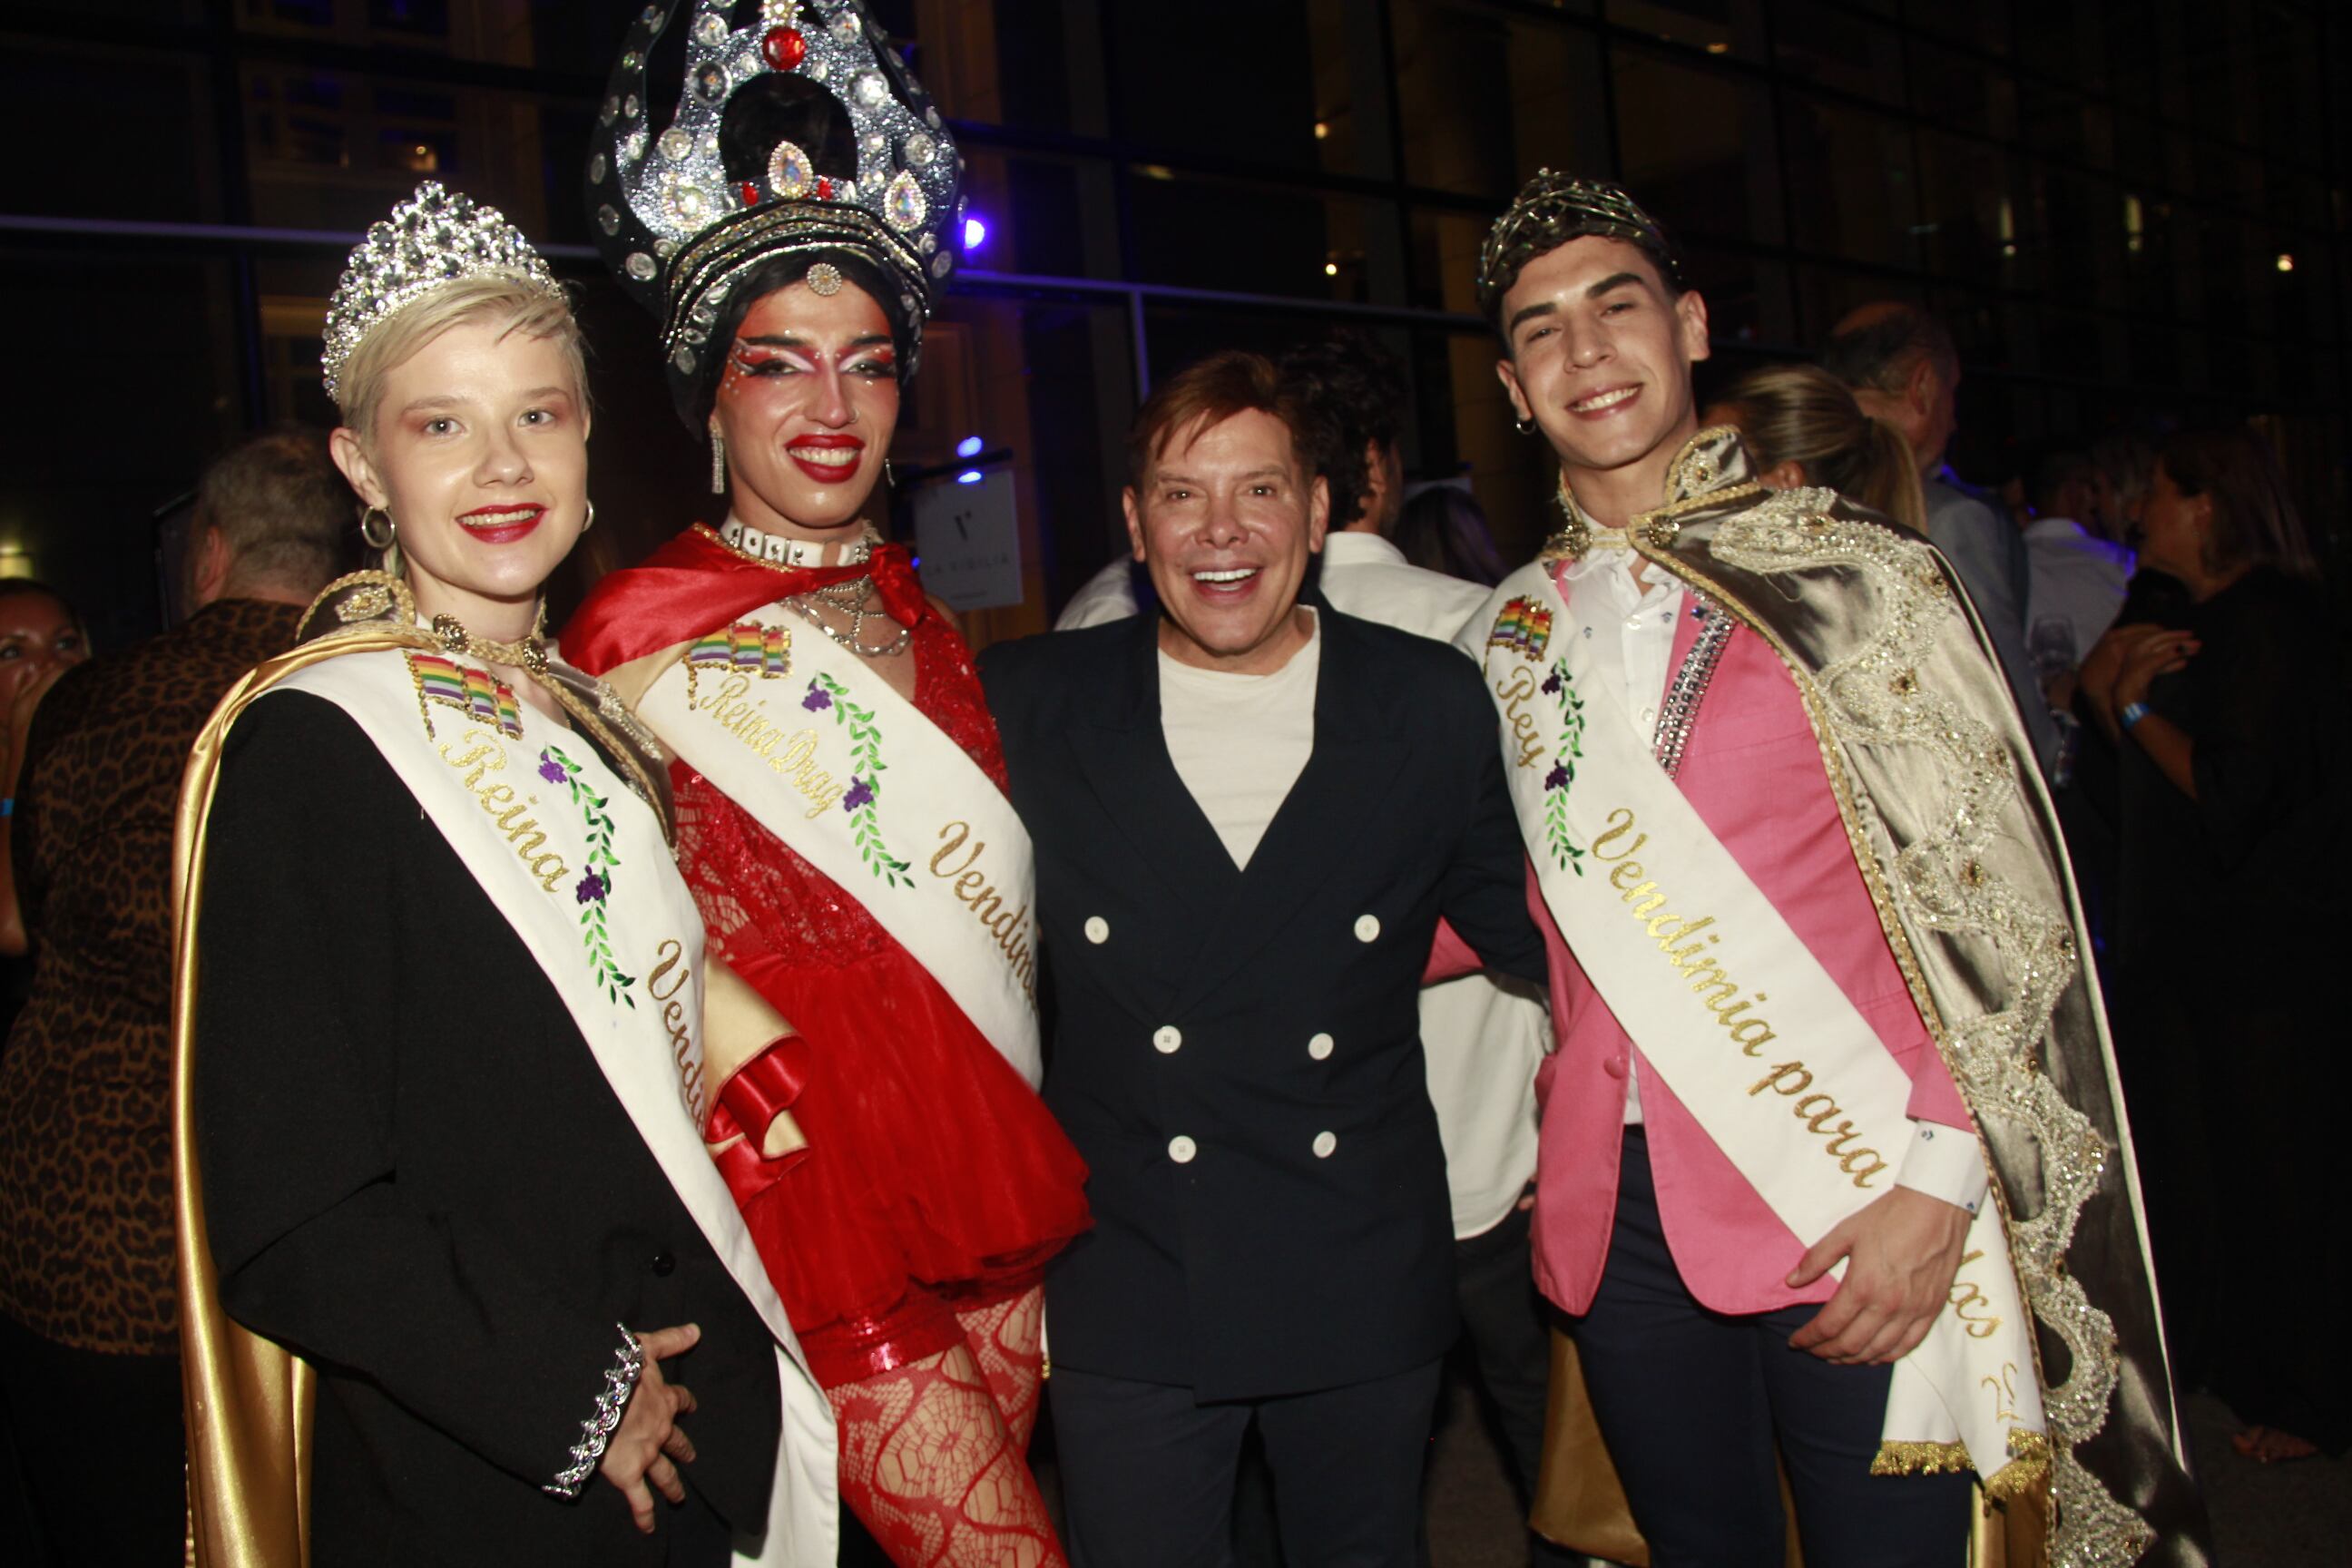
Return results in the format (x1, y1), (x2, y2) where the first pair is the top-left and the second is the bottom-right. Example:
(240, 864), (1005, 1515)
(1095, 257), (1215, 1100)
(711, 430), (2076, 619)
(710, 279), (900, 538)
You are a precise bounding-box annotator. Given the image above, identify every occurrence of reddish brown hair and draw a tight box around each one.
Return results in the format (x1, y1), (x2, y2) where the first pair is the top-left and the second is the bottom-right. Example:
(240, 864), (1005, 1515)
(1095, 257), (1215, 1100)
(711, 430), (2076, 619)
(1126, 350), (1318, 489)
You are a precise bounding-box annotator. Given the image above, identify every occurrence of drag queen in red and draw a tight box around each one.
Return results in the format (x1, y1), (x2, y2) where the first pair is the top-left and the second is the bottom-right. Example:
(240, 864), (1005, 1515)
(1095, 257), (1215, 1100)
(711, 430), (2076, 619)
(563, 7), (1085, 1563)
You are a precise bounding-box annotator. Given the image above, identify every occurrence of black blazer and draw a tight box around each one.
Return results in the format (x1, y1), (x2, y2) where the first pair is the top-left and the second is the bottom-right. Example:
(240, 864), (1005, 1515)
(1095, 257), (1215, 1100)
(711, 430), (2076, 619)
(981, 604), (1543, 1400)
(194, 694), (779, 1567)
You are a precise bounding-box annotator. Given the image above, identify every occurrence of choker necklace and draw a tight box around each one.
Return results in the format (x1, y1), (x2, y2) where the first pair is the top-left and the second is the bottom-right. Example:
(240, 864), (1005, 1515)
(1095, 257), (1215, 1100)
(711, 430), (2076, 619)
(720, 516), (875, 568)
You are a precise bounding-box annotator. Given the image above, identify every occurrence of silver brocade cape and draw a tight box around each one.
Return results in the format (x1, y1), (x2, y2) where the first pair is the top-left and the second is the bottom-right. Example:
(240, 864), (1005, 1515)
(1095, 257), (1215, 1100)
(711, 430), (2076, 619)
(1578, 431), (2209, 1567)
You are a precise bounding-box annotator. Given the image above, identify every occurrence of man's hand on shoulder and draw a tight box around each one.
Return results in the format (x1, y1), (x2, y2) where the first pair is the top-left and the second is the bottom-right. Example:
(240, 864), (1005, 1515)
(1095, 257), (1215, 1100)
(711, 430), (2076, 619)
(1784, 1186), (1970, 1366)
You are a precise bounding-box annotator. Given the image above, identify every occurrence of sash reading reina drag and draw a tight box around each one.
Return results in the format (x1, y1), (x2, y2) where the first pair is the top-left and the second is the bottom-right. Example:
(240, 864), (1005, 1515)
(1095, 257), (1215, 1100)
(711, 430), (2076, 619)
(1471, 554), (2045, 1494)
(633, 602), (1044, 1088)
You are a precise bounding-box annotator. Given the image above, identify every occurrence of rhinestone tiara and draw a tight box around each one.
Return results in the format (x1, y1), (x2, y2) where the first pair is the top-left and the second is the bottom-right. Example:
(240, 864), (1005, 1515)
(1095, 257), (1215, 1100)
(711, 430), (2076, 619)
(586, 0), (963, 403)
(1476, 172), (1683, 321)
(320, 181), (563, 400)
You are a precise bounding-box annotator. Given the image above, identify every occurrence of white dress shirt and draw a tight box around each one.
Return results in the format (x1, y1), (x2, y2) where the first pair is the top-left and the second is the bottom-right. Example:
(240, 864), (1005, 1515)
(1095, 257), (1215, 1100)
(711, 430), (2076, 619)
(2021, 516), (2134, 670)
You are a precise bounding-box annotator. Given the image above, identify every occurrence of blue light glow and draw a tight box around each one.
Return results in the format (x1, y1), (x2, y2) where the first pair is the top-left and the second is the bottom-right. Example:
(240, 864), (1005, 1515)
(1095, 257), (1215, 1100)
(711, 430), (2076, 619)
(956, 436), (984, 458)
(962, 214), (989, 251)
(956, 469), (984, 485)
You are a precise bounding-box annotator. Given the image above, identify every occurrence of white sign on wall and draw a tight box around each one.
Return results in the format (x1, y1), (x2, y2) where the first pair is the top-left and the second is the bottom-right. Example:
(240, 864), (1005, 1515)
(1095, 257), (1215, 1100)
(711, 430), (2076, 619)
(911, 469), (1024, 612)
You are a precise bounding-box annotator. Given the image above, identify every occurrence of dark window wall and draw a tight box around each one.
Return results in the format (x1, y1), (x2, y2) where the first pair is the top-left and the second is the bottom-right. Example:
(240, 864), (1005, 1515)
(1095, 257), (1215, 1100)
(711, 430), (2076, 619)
(2, 0), (2345, 640)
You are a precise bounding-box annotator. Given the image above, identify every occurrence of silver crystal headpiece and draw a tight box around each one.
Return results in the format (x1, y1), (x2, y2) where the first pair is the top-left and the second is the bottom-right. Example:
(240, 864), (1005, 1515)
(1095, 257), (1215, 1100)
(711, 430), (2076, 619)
(587, 0), (963, 413)
(320, 181), (563, 400)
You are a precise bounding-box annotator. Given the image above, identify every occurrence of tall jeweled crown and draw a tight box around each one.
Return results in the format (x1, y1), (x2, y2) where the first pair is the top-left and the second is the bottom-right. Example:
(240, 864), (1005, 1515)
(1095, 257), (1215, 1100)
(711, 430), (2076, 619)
(586, 0), (963, 395)
(321, 181), (562, 399)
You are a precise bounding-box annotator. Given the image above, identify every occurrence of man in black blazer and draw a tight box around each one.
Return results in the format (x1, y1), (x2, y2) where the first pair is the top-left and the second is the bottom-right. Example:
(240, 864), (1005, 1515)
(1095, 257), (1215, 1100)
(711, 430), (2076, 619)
(981, 352), (1544, 1568)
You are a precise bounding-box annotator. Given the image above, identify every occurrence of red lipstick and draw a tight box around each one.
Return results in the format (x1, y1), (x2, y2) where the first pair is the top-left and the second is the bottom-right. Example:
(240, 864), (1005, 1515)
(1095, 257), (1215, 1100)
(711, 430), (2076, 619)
(785, 433), (866, 485)
(457, 503), (546, 544)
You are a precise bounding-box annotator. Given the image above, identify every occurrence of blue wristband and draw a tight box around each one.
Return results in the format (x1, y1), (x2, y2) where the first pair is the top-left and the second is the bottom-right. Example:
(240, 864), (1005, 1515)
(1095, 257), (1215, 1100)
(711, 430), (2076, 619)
(2119, 701), (2152, 731)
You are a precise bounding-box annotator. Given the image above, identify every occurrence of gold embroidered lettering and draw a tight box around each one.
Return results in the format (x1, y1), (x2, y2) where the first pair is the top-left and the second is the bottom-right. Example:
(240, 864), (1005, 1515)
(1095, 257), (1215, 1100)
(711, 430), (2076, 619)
(1609, 860), (1647, 891)
(1591, 808), (1645, 861)
(1727, 1019), (1776, 1054)
(923, 820), (1039, 1006)
(646, 938), (707, 1125)
(1948, 1255), (2003, 1340)
(1750, 1062), (1813, 1097)
(1494, 665), (1546, 769)
(436, 728), (569, 892)
(1648, 913), (1713, 946)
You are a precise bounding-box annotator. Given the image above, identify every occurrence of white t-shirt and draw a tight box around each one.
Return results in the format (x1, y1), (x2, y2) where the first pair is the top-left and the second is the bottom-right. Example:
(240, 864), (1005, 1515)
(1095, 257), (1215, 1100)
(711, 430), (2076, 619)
(1157, 615), (1320, 869)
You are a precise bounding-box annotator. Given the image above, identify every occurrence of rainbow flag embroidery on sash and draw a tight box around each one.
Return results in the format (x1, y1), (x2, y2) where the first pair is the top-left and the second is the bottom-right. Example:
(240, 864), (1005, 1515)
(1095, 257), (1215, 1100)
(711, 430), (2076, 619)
(684, 621), (792, 701)
(405, 652), (524, 740)
(1488, 596), (1553, 662)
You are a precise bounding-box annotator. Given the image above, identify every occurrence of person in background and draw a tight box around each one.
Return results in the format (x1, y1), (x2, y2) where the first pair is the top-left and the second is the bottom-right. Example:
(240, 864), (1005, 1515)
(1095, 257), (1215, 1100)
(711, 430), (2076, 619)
(1700, 362), (1926, 534)
(0, 428), (348, 1566)
(1823, 304), (2061, 773)
(1394, 486), (1507, 587)
(2075, 425), (2346, 1468)
(0, 582), (89, 966)
(2020, 447), (2133, 679)
(2090, 431), (2159, 551)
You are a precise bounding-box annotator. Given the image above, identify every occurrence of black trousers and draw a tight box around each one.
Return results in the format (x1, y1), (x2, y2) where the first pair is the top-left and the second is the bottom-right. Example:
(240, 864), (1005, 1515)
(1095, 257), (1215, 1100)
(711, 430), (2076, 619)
(1452, 1193), (1582, 1567)
(0, 1314), (185, 1568)
(1051, 1360), (1443, 1568)
(1570, 1132), (1971, 1568)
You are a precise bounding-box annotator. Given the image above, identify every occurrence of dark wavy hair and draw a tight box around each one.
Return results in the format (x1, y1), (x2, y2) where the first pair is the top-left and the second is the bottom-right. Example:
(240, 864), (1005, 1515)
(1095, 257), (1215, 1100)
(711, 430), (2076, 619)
(2159, 425), (2320, 582)
(1279, 331), (1407, 531)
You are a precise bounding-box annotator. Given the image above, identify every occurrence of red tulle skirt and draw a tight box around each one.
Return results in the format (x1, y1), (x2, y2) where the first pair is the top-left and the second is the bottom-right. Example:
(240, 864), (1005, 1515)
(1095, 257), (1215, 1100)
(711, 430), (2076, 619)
(724, 939), (1091, 1387)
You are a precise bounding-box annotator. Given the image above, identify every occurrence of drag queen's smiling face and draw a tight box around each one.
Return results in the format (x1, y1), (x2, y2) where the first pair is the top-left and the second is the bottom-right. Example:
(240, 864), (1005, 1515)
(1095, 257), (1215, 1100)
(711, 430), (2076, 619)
(1494, 235), (1710, 483)
(711, 279), (900, 539)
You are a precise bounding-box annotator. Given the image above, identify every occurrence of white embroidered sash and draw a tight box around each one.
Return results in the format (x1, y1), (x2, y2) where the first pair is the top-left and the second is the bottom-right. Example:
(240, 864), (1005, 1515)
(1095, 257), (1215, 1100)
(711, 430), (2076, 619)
(278, 647), (840, 1565)
(636, 604), (1043, 1086)
(1473, 558), (2044, 1481)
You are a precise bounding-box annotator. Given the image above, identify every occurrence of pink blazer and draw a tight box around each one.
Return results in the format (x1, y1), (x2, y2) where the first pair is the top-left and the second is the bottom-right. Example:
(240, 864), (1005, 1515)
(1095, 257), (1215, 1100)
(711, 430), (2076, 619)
(1528, 603), (1974, 1318)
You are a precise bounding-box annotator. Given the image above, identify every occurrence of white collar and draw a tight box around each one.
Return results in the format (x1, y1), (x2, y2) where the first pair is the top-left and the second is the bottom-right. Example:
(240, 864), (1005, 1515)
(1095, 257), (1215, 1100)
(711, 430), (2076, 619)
(719, 515), (875, 568)
(1318, 529), (1408, 566)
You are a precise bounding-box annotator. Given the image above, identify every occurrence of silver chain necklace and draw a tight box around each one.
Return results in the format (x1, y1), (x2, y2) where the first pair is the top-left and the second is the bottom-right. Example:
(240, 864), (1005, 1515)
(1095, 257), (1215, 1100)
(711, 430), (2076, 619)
(786, 575), (914, 658)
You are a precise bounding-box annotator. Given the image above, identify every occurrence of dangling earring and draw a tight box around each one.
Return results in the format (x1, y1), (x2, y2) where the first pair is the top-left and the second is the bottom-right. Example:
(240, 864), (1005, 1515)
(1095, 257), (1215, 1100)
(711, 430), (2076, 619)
(710, 426), (728, 495)
(360, 505), (396, 548)
(582, 500), (597, 533)
(883, 458), (897, 488)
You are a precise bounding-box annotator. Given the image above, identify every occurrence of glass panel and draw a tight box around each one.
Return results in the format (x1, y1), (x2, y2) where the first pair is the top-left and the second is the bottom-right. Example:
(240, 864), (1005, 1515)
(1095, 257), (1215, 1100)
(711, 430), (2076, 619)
(1606, 0), (1762, 63)
(1124, 170), (1398, 303)
(1902, 0), (2008, 57)
(1915, 132), (2017, 288)
(2015, 5), (2106, 97)
(0, 249), (242, 646)
(2102, 0), (2159, 110)
(1770, 0), (1905, 108)
(1906, 42), (2016, 140)
(1102, 1), (1326, 172)
(1680, 244), (1792, 348)
(1610, 47), (1781, 246)
(1790, 265), (1918, 348)
(1781, 96), (1918, 272)
(1391, 3), (1610, 201)
(1407, 207), (1489, 316)
(2, 44), (217, 222)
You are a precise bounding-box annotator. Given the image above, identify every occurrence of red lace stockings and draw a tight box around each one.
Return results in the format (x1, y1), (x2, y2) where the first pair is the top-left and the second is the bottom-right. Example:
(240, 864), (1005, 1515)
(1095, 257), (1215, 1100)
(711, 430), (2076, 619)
(829, 1288), (1064, 1567)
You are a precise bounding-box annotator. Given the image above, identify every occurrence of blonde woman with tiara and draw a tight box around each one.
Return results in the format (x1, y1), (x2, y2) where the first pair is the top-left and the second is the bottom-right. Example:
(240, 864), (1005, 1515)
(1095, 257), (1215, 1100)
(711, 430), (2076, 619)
(171, 182), (836, 1567)
(1703, 361), (1928, 534)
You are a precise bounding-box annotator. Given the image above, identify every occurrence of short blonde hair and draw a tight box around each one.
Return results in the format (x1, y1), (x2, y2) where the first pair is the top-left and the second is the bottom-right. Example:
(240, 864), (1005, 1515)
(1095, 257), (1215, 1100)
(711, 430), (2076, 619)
(1715, 363), (1926, 534)
(335, 273), (587, 443)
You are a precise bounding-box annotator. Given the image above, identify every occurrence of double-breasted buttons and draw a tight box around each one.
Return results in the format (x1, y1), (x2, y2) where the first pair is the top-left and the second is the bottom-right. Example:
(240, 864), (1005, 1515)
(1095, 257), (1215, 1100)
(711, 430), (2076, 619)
(651, 1250), (676, 1278)
(1308, 1033), (1335, 1061)
(1168, 1135), (1198, 1163)
(1354, 914), (1380, 943)
(1083, 916), (1110, 944)
(1152, 1025), (1183, 1054)
(1312, 1131), (1338, 1159)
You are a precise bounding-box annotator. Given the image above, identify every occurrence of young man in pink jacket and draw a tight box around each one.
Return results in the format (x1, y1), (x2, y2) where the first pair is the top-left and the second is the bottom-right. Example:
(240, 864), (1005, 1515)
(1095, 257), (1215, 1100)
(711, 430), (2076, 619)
(1457, 174), (2207, 1566)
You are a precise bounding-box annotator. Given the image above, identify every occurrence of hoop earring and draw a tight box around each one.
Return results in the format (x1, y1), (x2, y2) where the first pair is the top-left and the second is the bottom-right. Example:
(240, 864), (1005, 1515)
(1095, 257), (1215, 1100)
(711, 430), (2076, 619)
(883, 458), (897, 488)
(359, 505), (396, 549)
(710, 428), (728, 495)
(582, 500), (596, 534)
(1513, 416), (1538, 436)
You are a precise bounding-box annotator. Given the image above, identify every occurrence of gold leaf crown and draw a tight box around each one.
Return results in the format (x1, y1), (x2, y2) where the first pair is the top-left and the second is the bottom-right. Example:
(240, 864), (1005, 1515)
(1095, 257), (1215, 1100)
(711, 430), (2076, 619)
(320, 181), (562, 400)
(1475, 172), (1682, 321)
